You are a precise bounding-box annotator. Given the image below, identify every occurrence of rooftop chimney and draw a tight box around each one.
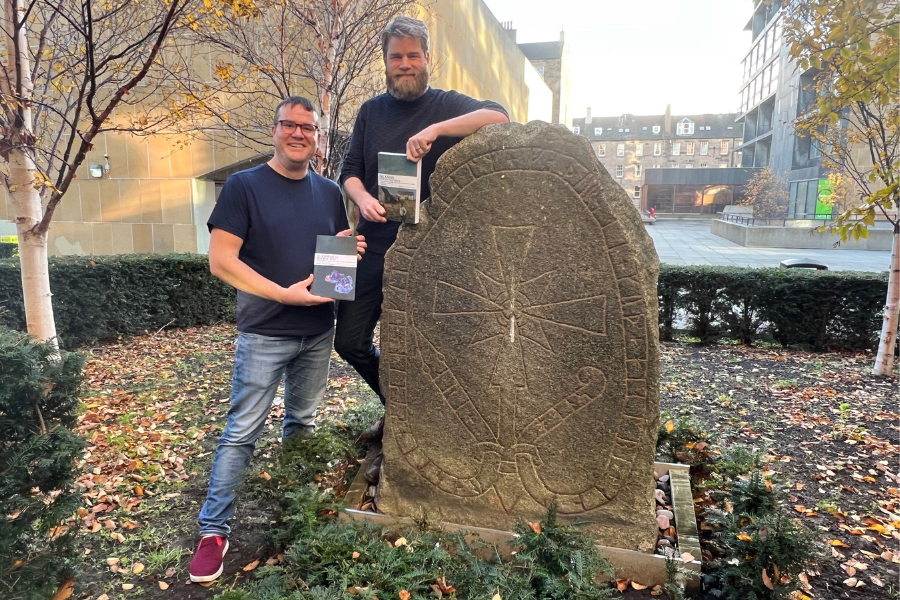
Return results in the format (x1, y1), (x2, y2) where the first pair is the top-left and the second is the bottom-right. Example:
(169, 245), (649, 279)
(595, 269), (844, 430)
(585, 106), (592, 125)
(559, 28), (565, 46)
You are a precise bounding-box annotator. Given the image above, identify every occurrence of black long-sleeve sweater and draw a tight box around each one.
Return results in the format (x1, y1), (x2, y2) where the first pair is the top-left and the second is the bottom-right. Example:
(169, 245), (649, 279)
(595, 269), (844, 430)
(339, 88), (508, 255)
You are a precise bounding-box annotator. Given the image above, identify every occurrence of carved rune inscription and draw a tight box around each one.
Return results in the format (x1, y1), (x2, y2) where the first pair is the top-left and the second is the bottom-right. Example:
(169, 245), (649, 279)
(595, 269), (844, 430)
(378, 122), (660, 549)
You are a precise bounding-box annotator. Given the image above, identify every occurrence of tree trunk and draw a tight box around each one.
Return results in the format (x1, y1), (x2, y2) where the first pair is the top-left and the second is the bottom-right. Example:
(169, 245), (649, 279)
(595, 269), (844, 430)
(873, 219), (900, 376)
(4, 0), (58, 344)
(11, 154), (57, 344)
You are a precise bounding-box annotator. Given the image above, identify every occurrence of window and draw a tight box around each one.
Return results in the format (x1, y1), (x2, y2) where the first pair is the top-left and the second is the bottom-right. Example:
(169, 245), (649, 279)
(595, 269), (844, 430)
(652, 125), (661, 134)
(721, 140), (729, 154)
(633, 186), (641, 199)
(573, 126), (580, 134)
(635, 143), (643, 157)
(634, 164), (642, 177)
(643, 126), (648, 130)
(618, 128), (623, 133)
(594, 127), (603, 136)
(536, 65), (545, 79)
(624, 128), (630, 132)
(699, 141), (709, 155)
(685, 164), (693, 168)
(653, 142), (662, 155)
(670, 164), (679, 168)
(597, 143), (606, 157)
(654, 164), (661, 168)
(672, 142), (681, 156)
(676, 118), (694, 135)
(615, 165), (624, 178)
(700, 163), (707, 168)
(720, 163), (728, 168)
(686, 142), (694, 155)
(616, 143), (625, 157)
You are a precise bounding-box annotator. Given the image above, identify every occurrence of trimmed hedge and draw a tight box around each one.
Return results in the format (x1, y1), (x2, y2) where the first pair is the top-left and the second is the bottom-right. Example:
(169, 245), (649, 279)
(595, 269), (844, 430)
(658, 265), (889, 350)
(0, 254), (235, 349)
(0, 256), (889, 351)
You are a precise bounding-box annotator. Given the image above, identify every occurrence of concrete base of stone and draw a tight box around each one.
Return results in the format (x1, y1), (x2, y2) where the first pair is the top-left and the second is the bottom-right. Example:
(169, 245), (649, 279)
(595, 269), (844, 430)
(342, 452), (700, 589)
(711, 219), (893, 250)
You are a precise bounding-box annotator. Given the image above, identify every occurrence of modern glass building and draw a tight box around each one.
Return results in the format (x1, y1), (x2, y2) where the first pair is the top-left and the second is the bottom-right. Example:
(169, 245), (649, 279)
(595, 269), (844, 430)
(736, 0), (831, 220)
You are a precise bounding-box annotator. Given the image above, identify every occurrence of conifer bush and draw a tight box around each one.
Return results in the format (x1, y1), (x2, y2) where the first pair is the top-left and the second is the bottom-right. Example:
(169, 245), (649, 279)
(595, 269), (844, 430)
(0, 327), (85, 599)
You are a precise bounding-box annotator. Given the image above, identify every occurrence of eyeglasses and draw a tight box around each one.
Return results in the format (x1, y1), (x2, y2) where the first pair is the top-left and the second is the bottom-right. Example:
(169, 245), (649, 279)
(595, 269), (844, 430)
(276, 120), (319, 136)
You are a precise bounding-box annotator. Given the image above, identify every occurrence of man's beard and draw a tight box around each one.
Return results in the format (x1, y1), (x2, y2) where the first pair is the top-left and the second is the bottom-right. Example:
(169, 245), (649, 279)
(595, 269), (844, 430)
(386, 66), (429, 101)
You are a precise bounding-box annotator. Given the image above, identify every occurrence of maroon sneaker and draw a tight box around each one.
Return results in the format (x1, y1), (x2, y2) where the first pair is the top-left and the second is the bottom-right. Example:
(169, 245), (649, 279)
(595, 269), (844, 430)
(189, 535), (229, 583)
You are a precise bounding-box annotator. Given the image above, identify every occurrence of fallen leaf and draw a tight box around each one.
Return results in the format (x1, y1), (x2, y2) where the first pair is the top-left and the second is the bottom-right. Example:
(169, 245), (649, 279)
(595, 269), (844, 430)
(795, 483), (805, 490)
(871, 575), (885, 587)
(352, 552), (360, 559)
(829, 539), (850, 548)
(266, 556), (280, 565)
(528, 521), (541, 534)
(841, 565), (856, 577)
(843, 577), (858, 586)
(106, 557), (120, 566)
(492, 594), (501, 600)
(242, 559), (259, 572)
(616, 579), (629, 591)
(165, 567), (176, 577)
(736, 532), (753, 542)
(122, 583), (134, 590)
(110, 532), (125, 543)
(158, 581), (169, 590)
(680, 552), (695, 562)
(631, 581), (648, 590)
(132, 561), (144, 574)
(51, 579), (75, 600)
(394, 536), (408, 547)
(762, 569), (774, 590)
(259, 471), (272, 481)
(665, 420), (674, 433)
(398, 592), (411, 600)
(97, 595), (109, 600)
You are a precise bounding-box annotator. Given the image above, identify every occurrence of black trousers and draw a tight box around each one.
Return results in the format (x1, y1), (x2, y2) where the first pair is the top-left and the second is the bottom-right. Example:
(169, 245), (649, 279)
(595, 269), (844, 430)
(334, 250), (386, 404)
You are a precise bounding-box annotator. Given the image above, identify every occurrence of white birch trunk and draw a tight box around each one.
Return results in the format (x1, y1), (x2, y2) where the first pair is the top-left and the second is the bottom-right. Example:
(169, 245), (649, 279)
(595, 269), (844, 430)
(873, 219), (899, 376)
(4, 0), (58, 344)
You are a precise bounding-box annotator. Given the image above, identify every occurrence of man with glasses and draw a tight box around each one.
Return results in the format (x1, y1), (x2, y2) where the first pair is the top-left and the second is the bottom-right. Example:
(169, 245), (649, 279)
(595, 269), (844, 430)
(337, 16), (509, 483)
(189, 96), (365, 583)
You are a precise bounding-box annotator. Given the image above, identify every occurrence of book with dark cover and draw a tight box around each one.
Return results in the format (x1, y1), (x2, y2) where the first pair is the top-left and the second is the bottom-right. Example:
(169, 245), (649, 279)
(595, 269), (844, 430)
(311, 235), (358, 301)
(377, 152), (421, 224)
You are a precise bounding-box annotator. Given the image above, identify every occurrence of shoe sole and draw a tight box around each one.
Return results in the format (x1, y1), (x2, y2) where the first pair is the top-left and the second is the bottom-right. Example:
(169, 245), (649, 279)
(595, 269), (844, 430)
(189, 539), (229, 583)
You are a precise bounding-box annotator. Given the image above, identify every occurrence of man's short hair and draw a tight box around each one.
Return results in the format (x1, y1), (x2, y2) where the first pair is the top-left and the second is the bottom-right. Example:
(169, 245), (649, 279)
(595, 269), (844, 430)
(273, 96), (319, 125)
(380, 16), (430, 58)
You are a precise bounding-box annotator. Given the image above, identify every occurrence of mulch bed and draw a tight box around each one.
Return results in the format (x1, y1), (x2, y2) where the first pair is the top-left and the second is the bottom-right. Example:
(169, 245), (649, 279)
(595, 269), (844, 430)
(67, 326), (898, 599)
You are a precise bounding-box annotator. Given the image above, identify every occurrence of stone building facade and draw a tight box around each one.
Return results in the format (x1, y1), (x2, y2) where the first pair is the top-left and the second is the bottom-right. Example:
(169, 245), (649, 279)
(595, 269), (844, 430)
(0, 0), (552, 256)
(571, 108), (744, 210)
(518, 31), (572, 127)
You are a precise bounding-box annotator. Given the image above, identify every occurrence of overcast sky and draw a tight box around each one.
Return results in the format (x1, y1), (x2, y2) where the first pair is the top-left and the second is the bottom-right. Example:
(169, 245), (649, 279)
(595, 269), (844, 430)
(481, 0), (752, 119)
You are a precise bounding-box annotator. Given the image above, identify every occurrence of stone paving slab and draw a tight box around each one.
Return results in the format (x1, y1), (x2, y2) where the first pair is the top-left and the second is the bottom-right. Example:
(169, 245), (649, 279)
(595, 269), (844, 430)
(647, 220), (889, 272)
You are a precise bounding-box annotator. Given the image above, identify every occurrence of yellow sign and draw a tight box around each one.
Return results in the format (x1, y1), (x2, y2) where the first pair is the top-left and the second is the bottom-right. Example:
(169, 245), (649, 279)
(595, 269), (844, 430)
(0, 235), (18, 244)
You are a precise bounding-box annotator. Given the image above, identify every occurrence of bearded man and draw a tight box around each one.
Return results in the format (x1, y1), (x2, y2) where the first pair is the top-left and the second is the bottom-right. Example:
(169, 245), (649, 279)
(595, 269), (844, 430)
(337, 16), (509, 482)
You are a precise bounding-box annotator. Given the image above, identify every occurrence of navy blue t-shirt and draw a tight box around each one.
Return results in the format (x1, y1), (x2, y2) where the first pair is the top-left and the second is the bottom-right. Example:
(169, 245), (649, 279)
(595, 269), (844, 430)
(208, 164), (349, 337)
(340, 88), (508, 254)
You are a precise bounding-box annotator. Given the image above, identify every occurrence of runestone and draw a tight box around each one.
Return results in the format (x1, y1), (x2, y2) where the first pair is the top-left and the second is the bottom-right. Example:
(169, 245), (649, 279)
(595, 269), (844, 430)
(376, 121), (660, 551)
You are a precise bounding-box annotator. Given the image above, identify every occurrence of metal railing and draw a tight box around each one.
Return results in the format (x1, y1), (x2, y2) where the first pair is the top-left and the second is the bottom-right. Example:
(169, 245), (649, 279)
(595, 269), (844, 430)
(720, 213), (834, 226)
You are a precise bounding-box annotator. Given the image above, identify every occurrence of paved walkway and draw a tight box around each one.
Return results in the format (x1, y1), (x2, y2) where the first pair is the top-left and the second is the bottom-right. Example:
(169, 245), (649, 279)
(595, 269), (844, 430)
(645, 219), (890, 272)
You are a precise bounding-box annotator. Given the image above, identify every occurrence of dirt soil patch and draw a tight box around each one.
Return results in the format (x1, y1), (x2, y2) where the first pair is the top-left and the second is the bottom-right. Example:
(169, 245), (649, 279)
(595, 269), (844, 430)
(67, 327), (898, 599)
(661, 343), (899, 600)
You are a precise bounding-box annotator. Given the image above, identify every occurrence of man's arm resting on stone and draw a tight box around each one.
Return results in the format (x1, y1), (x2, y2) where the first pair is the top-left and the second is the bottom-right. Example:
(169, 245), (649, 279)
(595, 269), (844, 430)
(344, 177), (387, 224)
(208, 227), (332, 306)
(407, 108), (510, 161)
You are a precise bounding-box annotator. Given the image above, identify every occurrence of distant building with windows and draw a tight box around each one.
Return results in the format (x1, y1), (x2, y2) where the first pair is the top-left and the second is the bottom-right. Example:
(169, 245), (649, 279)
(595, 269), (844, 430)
(737, 0), (828, 218)
(571, 107), (744, 211)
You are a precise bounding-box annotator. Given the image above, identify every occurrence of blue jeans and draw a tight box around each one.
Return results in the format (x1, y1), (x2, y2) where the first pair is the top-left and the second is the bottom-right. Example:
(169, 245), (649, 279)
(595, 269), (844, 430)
(198, 328), (333, 537)
(334, 251), (385, 403)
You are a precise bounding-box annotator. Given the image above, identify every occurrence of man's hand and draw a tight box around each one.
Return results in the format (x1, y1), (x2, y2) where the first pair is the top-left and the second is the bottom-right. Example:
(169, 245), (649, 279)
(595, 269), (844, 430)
(356, 192), (387, 223)
(406, 124), (437, 162)
(280, 275), (333, 306)
(337, 229), (367, 259)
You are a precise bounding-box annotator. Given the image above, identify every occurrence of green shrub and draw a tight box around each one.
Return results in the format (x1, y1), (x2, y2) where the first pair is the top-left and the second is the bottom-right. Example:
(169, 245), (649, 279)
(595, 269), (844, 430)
(0, 243), (17, 259)
(0, 254), (235, 348)
(657, 411), (718, 464)
(0, 326), (85, 599)
(658, 265), (887, 349)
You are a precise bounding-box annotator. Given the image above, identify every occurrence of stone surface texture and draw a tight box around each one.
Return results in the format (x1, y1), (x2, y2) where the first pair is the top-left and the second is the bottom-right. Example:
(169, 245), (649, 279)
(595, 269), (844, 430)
(376, 121), (661, 552)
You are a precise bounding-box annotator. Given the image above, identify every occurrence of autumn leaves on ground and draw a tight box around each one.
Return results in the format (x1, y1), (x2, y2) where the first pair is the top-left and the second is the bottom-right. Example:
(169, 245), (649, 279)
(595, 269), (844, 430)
(65, 325), (898, 599)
